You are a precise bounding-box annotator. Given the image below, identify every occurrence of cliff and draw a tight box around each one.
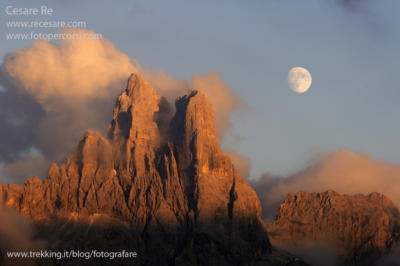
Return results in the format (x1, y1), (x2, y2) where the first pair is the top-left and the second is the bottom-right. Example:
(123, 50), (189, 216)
(0, 73), (305, 266)
(267, 190), (400, 265)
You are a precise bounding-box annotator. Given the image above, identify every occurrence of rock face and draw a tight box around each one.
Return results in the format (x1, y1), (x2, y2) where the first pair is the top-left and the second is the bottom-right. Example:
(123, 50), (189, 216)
(267, 190), (400, 266)
(0, 73), (305, 265)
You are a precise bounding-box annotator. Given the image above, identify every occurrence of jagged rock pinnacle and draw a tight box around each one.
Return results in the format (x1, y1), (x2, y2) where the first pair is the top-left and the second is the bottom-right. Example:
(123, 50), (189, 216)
(108, 73), (160, 141)
(0, 73), (307, 265)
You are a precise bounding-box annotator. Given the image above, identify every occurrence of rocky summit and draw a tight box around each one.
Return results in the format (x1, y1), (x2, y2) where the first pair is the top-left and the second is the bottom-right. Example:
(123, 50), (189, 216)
(0, 73), (306, 266)
(267, 190), (400, 266)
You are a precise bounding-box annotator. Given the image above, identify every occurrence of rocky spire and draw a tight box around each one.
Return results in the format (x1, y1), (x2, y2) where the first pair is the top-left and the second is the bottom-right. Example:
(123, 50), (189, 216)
(108, 73), (161, 187)
(170, 90), (262, 227)
(108, 73), (160, 142)
(0, 73), (307, 265)
(171, 90), (220, 173)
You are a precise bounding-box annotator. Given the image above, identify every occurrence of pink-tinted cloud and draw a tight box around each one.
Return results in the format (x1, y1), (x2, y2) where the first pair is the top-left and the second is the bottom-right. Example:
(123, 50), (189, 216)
(252, 149), (400, 220)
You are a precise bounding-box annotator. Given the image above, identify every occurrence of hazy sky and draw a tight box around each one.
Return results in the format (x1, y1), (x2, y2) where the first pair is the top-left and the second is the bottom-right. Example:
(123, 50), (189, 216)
(1, 0), (399, 179)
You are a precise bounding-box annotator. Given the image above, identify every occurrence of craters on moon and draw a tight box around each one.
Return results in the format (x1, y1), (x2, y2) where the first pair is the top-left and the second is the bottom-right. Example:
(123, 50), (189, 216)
(288, 67), (312, 94)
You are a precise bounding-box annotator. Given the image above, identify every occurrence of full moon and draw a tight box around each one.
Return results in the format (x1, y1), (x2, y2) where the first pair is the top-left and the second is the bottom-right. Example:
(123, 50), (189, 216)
(288, 67), (312, 93)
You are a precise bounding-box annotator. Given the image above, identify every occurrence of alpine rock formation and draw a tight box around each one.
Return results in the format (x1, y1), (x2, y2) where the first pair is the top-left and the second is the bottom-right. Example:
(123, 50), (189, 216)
(267, 190), (400, 266)
(0, 74), (306, 266)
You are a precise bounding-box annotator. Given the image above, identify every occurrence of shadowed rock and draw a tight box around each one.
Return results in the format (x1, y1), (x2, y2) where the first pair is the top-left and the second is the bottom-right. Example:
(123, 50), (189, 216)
(0, 73), (306, 265)
(267, 190), (400, 266)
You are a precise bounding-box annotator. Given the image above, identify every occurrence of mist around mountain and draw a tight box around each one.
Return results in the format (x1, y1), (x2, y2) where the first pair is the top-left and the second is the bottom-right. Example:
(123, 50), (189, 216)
(1, 72), (399, 266)
(0, 73), (307, 266)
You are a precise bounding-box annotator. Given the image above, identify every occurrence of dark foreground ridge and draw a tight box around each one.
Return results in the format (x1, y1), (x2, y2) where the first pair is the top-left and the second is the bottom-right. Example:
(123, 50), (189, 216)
(0, 74), (307, 265)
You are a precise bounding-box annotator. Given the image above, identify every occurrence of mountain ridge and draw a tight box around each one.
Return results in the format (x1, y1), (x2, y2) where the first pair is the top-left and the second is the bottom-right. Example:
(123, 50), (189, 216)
(266, 190), (400, 266)
(0, 73), (306, 265)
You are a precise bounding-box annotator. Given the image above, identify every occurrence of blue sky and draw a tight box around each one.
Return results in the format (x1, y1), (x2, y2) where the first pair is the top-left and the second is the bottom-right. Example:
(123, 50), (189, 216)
(1, 0), (399, 179)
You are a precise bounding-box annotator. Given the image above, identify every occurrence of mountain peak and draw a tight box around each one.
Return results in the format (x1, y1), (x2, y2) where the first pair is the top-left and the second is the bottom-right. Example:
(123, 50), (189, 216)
(108, 72), (160, 140)
(0, 74), (307, 265)
(172, 89), (218, 146)
(125, 73), (155, 99)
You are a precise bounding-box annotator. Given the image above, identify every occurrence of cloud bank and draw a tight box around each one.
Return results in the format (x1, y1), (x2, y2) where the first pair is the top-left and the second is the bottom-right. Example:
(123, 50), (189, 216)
(3, 29), (135, 161)
(0, 29), (244, 184)
(251, 149), (400, 220)
(0, 29), (135, 183)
